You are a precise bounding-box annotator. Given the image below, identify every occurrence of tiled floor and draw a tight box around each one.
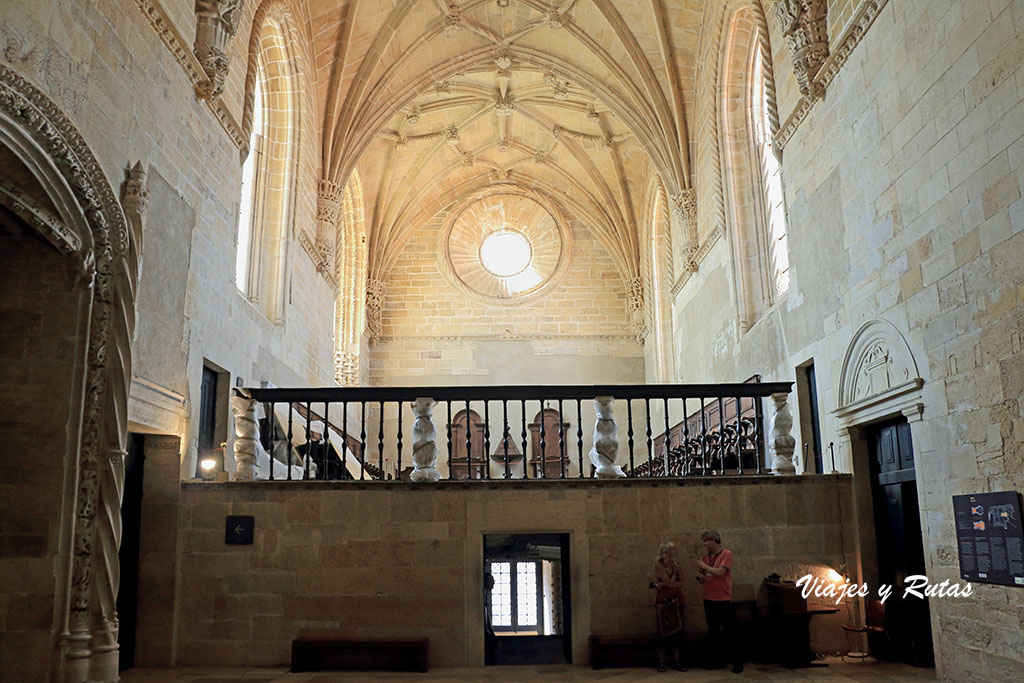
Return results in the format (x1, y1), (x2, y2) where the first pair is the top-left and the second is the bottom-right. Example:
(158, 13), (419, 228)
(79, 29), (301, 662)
(121, 658), (936, 682)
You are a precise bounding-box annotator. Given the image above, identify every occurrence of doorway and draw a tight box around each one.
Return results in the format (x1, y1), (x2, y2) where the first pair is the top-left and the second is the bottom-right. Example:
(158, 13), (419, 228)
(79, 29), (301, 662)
(866, 419), (933, 666)
(483, 533), (571, 665)
(117, 433), (146, 670)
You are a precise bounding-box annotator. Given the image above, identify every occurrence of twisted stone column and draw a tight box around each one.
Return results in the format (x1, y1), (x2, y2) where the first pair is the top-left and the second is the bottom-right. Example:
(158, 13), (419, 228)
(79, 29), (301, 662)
(589, 396), (625, 478)
(86, 161), (148, 682)
(769, 392), (797, 474)
(231, 392), (259, 480)
(410, 398), (442, 482)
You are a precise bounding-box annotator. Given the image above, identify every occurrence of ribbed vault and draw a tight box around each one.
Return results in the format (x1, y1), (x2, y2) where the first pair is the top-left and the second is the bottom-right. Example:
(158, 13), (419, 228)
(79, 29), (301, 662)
(307, 0), (705, 288)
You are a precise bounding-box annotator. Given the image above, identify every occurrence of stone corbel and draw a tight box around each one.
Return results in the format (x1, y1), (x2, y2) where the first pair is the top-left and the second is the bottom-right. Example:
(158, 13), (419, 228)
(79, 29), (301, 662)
(193, 0), (243, 100)
(774, 0), (829, 100)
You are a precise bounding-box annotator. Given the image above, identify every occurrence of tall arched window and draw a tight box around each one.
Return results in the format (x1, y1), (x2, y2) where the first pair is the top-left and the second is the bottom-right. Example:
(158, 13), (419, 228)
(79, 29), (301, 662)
(236, 11), (300, 324)
(720, 2), (788, 333)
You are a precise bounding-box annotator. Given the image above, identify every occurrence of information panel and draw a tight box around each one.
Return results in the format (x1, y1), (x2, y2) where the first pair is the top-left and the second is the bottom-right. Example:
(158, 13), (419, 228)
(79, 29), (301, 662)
(952, 491), (1024, 587)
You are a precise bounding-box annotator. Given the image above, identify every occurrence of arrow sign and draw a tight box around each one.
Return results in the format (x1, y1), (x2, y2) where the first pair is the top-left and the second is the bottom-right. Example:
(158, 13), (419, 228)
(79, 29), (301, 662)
(225, 515), (254, 545)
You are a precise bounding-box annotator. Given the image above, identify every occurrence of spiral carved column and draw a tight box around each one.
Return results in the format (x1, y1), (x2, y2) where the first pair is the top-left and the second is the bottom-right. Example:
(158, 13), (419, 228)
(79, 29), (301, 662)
(769, 392), (797, 475)
(83, 162), (147, 682)
(589, 396), (625, 478)
(410, 398), (441, 482)
(231, 392), (259, 480)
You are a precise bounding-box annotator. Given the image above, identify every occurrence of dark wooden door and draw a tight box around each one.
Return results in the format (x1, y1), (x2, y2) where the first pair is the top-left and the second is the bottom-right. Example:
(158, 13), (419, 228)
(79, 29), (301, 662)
(117, 433), (145, 670)
(867, 419), (933, 666)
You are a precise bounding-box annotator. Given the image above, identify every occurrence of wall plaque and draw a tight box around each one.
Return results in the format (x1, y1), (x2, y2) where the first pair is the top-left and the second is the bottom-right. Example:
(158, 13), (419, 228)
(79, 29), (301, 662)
(225, 515), (254, 545)
(952, 491), (1024, 586)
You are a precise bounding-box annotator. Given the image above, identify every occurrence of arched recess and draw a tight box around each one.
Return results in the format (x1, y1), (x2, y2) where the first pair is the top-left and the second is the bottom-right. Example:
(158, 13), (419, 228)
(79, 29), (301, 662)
(718, 0), (788, 334)
(335, 169), (366, 386)
(0, 63), (145, 683)
(237, 1), (303, 324)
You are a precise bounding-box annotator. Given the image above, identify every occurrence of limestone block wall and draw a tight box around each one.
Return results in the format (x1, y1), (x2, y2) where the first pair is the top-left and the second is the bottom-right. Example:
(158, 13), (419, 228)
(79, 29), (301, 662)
(172, 476), (853, 668)
(683, 1), (1024, 679)
(371, 219), (644, 386)
(0, 233), (82, 682)
(1, 0), (337, 478)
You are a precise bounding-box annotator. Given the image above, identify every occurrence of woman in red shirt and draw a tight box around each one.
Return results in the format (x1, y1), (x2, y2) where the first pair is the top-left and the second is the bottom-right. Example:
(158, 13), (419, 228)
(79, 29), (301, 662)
(696, 530), (743, 673)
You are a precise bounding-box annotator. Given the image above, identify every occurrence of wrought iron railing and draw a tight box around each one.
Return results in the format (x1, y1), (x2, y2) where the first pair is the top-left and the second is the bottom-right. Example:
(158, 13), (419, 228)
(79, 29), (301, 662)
(227, 382), (796, 482)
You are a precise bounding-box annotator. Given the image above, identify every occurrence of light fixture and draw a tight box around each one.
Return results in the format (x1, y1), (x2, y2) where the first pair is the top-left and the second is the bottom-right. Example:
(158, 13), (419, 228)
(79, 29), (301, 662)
(200, 458), (217, 472)
(826, 567), (844, 583)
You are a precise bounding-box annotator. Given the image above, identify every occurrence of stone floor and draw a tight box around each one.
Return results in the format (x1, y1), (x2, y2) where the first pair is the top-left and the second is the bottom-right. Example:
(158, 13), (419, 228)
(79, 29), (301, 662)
(121, 658), (936, 682)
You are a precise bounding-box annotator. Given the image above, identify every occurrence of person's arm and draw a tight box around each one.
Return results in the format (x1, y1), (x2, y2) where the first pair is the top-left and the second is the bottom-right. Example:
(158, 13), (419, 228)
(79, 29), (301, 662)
(696, 550), (732, 576)
(655, 562), (683, 589)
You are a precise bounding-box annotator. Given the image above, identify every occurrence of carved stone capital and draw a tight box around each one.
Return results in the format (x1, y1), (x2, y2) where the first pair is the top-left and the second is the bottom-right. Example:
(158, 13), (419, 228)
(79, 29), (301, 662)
(774, 0), (829, 99)
(316, 178), (343, 224)
(193, 1), (243, 100)
(669, 189), (697, 226)
(626, 276), (644, 312)
(335, 351), (359, 386)
(366, 278), (387, 344)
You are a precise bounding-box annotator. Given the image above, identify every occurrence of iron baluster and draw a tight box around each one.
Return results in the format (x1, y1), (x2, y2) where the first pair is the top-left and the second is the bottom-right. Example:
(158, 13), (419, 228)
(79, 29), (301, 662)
(483, 400), (491, 480)
(557, 398), (565, 479)
(446, 400), (453, 480)
(644, 397), (653, 478)
(627, 398), (635, 477)
(465, 399), (472, 479)
(396, 401), (403, 480)
(520, 399), (528, 479)
(576, 399), (583, 479)
(663, 397), (671, 477)
(304, 403), (312, 480)
(377, 401), (385, 478)
(359, 401), (366, 480)
(502, 400), (511, 479)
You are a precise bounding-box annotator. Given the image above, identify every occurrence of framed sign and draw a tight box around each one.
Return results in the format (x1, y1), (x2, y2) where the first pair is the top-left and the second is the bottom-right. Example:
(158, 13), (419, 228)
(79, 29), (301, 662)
(225, 515), (254, 545)
(952, 491), (1024, 586)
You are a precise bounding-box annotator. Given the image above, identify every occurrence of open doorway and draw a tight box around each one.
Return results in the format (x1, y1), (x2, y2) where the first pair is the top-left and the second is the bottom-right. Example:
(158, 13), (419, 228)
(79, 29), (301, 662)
(484, 533), (571, 665)
(866, 418), (934, 667)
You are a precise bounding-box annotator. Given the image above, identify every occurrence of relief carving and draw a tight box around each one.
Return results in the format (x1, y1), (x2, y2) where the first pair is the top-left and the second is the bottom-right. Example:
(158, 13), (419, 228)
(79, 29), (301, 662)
(837, 319), (922, 410)
(366, 278), (387, 344)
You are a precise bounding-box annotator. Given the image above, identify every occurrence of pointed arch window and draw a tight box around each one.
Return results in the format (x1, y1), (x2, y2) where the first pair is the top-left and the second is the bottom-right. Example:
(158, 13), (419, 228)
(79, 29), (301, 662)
(720, 4), (788, 333)
(236, 13), (300, 324)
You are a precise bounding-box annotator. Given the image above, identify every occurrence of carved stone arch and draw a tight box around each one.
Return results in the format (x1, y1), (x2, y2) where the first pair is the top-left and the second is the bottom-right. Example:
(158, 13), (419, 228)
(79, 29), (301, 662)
(836, 318), (924, 422)
(0, 63), (144, 683)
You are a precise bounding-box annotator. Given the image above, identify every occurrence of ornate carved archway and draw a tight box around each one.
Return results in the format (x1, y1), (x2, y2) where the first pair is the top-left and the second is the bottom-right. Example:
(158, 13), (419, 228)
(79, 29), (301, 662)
(0, 63), (147, 683)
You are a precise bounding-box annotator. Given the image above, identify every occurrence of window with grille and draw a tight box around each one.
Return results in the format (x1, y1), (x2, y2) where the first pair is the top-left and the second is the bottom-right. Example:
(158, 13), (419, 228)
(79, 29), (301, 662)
(488, 560), (542, 632)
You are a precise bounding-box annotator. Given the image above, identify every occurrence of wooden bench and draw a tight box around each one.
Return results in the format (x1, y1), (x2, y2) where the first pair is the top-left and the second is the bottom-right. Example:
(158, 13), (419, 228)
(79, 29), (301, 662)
(291, 636), (429, 673)
(588, 634), (657, 669)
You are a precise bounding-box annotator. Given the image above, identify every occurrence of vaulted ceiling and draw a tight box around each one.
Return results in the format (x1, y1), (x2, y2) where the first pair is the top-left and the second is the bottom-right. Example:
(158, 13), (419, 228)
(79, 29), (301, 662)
(309, 0), (705, 283)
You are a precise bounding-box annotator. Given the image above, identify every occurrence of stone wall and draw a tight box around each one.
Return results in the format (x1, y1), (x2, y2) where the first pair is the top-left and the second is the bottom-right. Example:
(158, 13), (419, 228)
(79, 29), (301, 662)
(172, 476), (853, 668)
(0, 231), (82, 682)
(371, 218), (645, 386)
(683, 1), (1024, 680)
